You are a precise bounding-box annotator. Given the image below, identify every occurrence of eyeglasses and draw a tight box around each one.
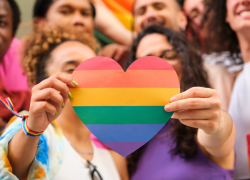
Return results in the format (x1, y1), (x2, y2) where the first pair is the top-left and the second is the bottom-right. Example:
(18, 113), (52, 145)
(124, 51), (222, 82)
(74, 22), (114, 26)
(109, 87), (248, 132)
(159, 49), (179, 60)
(87, 160), (103, 180)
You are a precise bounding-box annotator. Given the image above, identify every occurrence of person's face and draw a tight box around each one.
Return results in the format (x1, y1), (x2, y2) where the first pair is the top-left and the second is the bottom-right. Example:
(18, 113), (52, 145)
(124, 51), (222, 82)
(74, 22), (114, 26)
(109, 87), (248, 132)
(39, 0), (94, 35)
(0, 0), (13, 61)
(136, 33), (182, 78)
(133, 0), (187, 33)
(46, 41), (96, 76)
(226, 0), (250, 33)
(183, 0), (205, 26)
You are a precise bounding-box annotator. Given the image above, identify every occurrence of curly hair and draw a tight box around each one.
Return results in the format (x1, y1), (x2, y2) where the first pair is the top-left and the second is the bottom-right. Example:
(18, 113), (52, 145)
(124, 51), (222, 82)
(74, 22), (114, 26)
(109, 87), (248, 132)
(127, 25), (210, 176)
(206, 0), (241, 59)
(21, 29), (97, 86)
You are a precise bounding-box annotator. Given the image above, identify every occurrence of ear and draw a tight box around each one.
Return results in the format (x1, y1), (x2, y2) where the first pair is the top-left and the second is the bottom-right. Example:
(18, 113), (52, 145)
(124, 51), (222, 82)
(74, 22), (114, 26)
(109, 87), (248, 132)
(177, 11), (188, 31)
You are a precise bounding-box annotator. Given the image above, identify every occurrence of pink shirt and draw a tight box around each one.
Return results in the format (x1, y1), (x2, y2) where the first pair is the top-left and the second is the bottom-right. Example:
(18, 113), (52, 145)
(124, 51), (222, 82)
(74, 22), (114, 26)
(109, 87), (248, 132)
(0, 38), (29, 91)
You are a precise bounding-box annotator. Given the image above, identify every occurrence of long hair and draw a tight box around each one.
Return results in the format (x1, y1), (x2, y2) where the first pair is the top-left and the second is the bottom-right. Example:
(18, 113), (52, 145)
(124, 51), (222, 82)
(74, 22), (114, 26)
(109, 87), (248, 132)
(206, 0), (241, 61)
(127, 25), (210, 175)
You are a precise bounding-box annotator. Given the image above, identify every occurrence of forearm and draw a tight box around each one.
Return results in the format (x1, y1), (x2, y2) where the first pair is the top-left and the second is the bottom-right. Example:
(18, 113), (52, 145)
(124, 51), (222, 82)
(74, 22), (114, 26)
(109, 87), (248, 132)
(197, 111), (236, 157)
(8, 129), (39, 179)
(94, 1), (133, 45)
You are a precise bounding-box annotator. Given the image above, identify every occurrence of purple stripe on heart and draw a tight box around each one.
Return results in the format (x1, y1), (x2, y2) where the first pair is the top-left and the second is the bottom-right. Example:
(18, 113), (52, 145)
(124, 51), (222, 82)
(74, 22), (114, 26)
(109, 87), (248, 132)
(104, 142), (147, 157)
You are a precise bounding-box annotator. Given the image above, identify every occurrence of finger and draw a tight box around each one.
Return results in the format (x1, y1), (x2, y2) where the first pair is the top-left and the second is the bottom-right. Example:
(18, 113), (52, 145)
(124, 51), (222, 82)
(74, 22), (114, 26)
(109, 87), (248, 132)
(31, 101), (57, 117)
(165, 98), (212, 112)
(34, 73), (77, 96)
(179, 119), (219, 134)
(172, 109), (218, 120)
(114, 48), (124, 61)
(33, 88), (64, 108)
(170, 87), (215, 102)
(34, 78), (69, 99)
(98, 45), (116, 58)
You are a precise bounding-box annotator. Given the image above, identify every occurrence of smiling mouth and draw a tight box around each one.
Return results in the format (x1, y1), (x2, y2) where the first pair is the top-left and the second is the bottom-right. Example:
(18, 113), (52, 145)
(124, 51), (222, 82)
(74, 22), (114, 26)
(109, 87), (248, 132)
(238, 10), (250, 17)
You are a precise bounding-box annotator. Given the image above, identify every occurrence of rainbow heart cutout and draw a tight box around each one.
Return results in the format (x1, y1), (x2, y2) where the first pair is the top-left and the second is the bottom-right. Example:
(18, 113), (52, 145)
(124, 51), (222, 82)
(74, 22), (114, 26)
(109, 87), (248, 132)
(70, 56), (180, 157)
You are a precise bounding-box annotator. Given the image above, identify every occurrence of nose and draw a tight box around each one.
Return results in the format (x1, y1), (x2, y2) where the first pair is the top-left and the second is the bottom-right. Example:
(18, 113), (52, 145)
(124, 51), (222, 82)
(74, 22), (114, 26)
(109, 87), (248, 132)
(144, 6), (158, 22)
(241, 0), (250, 6)
(71, 11), (85, 27)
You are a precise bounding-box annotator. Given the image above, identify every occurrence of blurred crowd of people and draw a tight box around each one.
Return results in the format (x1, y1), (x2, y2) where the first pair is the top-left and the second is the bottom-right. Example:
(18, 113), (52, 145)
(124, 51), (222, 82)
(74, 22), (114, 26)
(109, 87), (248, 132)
(0, 0), (250, 180)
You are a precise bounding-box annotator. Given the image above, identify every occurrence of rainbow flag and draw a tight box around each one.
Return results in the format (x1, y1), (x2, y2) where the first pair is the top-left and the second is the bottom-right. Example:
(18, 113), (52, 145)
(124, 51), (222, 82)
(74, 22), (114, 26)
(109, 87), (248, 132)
(101, 0), (134, 30)
(70, 56), (180, 157)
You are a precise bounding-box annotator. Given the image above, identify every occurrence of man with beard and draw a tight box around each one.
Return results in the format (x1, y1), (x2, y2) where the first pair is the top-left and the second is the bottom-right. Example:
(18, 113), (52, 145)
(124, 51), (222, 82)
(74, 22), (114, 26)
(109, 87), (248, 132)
(100, 0), (234, 111)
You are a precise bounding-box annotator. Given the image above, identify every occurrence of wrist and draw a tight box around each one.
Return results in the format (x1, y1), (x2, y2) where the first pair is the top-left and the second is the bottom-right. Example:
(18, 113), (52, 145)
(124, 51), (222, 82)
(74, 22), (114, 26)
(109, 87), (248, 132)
(22, 117), (45, 137)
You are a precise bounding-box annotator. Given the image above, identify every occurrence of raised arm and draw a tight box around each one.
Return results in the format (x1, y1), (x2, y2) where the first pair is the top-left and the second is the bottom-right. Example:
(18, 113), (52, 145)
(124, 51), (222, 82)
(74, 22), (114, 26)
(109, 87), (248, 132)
(165, 87), (235, 168)
(8, 73), (76, 179)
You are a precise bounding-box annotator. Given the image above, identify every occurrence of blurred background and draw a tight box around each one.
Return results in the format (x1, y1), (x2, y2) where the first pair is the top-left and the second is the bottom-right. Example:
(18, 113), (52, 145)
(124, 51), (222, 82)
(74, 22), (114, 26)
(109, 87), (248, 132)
(16, 0), (35, 39)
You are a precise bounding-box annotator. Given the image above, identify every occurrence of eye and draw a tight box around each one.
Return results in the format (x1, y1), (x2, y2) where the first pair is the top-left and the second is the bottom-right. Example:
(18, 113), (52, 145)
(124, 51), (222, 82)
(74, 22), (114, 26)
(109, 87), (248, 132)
(135, 7), (146, 16)
(81, 11), (92, 17)
(60, 9), (72, 15)
(64, 68), (75, 74)
(153, 3), (165, 10)
(190, 9), (199, 19)
(0, 20), (7, 27)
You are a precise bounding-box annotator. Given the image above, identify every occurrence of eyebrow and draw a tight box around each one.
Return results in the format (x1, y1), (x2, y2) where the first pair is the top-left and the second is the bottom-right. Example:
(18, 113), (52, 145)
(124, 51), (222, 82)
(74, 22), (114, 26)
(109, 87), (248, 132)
(58, 4), (92, 11)
(62, 60), (79, 66)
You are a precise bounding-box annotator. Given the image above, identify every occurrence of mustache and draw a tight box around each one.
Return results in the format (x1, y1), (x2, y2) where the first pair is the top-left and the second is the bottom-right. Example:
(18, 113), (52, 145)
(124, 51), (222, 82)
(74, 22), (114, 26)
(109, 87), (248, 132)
(142, 18), (166, 29)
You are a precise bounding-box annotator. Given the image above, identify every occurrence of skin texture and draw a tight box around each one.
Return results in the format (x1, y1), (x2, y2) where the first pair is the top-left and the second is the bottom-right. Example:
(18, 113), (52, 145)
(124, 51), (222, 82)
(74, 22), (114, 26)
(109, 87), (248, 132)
(0, 0), (13, 61)
(226, 0), (250, 63)
(183, 0), (205, 26)
(37, 0), (94, 35)
(100, 0), (188, 65)
(133, 0), (187, 33)
(135, 33), (182, 78)
(8, 41), (129, 180)
(136, 33), (236, 169)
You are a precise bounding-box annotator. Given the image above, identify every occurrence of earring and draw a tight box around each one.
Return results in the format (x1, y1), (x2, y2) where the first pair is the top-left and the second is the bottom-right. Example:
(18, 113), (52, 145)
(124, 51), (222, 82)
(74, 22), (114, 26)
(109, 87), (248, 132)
(181, 26), (186, 31)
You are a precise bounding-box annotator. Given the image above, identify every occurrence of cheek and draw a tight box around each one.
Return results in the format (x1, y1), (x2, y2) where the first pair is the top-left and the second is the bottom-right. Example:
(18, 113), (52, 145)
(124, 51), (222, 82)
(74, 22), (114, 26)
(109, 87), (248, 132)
(85, 18), (95, 31)
(134, 17), (143, 31)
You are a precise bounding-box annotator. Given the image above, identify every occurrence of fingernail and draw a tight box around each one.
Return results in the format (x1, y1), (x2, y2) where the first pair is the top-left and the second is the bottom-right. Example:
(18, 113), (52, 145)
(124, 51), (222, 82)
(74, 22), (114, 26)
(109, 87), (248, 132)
(170, 96), (177, 102)
(55, 112), (58, 116)
(61, 103), (65, 108)
(68, 92), (73, 99)
(165, 104), (171, 112)
(72, 80), (78, 86)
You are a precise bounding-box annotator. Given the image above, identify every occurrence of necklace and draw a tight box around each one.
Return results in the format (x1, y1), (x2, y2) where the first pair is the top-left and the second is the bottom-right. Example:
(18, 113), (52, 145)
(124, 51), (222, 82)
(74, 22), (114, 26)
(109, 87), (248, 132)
(70, 142), (93, 155)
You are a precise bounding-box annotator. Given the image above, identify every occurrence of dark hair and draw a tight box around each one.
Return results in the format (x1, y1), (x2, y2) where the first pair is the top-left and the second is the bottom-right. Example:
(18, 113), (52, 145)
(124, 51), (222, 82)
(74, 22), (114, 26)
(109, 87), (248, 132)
(206, 0), (241, 60)
(7, 0), (21, 36)
(131, 0), (205, 53)
(127, 25), (210, 175)
(33, 0), (96, 19)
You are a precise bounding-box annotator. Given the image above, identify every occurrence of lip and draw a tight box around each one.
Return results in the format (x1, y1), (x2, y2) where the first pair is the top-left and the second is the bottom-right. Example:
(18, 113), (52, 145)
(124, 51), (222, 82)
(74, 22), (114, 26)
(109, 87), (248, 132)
(237, 8), (250, 15)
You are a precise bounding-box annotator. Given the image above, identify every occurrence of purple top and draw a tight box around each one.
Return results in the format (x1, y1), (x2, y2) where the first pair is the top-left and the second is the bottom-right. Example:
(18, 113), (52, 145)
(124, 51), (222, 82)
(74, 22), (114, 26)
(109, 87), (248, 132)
(131, 120), (234, 180)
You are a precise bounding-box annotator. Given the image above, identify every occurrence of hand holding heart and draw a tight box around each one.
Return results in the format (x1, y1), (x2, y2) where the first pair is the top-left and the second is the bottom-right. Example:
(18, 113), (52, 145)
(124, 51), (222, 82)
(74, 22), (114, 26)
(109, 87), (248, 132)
(28, 73), (77, 132)
(165, 87), (222, 135)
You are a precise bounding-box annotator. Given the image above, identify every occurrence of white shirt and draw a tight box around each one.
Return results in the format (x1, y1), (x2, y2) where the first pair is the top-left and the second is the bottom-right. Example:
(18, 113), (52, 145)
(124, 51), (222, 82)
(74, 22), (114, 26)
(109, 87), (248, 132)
(229, 62), (250, 179)
(54, 136), (120, 180)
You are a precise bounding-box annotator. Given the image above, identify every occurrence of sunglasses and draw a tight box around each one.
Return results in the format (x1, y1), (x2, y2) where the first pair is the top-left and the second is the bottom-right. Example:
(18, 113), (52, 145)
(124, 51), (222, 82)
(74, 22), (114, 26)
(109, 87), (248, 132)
(87, 160), (103, 180)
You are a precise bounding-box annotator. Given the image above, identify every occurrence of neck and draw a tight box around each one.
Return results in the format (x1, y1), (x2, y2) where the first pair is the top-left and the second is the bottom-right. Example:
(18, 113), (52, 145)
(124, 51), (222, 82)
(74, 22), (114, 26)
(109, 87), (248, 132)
(56, 100), (92, 148)
(237, 31), (250, 63)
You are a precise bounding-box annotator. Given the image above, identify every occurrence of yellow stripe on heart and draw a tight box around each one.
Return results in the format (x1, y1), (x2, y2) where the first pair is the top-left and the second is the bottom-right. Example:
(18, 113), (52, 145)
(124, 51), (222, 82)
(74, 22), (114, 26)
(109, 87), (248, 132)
(70, 88), (180, 106)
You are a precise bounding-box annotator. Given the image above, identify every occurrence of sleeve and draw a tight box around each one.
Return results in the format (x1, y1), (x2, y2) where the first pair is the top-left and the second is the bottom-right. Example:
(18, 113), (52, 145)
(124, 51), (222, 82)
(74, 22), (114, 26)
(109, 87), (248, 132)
(0, 115), (64, 180)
